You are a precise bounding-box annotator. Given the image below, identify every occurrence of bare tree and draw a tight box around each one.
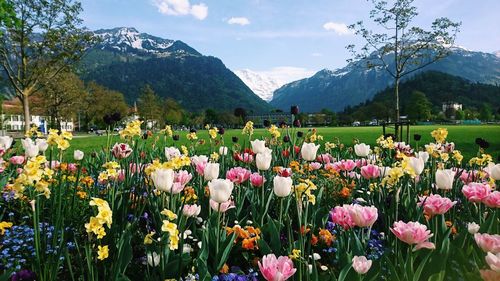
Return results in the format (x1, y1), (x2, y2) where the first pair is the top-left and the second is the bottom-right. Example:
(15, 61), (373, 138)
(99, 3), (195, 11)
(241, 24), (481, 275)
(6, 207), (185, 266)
(347, 0), (461, 132)
(0, 0), (95, 132)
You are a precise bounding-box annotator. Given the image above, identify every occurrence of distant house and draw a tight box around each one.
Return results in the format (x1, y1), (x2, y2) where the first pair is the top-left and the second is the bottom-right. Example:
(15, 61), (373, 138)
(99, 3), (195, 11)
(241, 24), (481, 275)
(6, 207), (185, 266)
(442, 102), (462, 112)
(246, 112), (293, 127)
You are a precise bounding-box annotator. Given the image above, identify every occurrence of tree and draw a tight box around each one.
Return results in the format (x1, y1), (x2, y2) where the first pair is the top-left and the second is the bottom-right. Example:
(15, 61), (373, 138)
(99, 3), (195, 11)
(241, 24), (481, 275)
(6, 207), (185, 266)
(479, 104), (492, 121)
(455, 109), (465, 120)
(38, 71), (86, 130)
(163, 98), (184, 125)
(407, 91), (431, 121)
(137, 85), (162, 128)
(0, 0), (95, 132)
(347, 0), (460, 134)
(82, 82), (129, 129)
(0, 0), (18, 35)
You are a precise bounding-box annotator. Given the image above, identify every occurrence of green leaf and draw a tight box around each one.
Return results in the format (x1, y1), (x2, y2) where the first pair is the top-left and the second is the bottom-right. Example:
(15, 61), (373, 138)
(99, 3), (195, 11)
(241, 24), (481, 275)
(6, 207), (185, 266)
(216, 232), (237, 270)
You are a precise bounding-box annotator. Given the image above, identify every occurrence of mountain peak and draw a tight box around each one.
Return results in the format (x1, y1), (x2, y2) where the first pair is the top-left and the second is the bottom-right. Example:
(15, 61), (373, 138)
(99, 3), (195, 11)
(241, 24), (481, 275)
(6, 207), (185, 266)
(93, 27), (200, 57)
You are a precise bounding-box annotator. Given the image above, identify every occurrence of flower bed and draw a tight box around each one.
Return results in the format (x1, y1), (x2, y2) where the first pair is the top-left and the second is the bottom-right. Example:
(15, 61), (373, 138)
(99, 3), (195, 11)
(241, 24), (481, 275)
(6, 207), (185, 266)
(0, 122), (499, 281)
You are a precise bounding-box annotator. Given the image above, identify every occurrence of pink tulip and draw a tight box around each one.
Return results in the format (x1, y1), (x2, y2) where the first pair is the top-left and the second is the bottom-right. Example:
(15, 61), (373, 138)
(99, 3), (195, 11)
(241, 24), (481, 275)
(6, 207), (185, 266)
(310, 162), (322, 170)
(45, 160), (60, 169)
(67, 163), (78, 172)
(347, 205), (378, 227)
(459, 170), (477, 184)
(235, 152), (254, 163)
(175, 170), (193, 186)
(111, 143), (132, 159)
(258, 254), (296, 281)
(9, 156), (25, 165)
(129, 163), (145, 174)
(250, 173), (265, 187)
(360, 164), (380, 179)
(485, 252), (500, 272)
(355, 158), (369, 168)
(277, 167), (292, 177)
(226, 167), (251, 184)
(330, 205), (355, 230)
(483, 191), (500, 208)
(417, 194), (456, 216)
(475, 233), (500, 254)
(209, 199), (235, 213)
(462, 183), (492, 203)
(390, 221), (435, 250)
(16, 168), (23, 174)
(480, 269), (500, 281)
(117, 169), (125, 182)
(352, 256), (372, 274)
(182, 204), (201, 217)
(340, 159), (356, 171)
(317, 153), (333, 164)
(191, 155), (208, 175)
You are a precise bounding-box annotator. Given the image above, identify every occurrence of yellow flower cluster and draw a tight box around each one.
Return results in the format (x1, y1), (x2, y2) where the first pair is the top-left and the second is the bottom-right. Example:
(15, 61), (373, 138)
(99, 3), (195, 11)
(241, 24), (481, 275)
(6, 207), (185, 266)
(144, 231), (155, 245)
(12, 155), (52, 198)
(161, 125), (173, 137)
(381, 166), (404, 187)
(181, 145), (189, 156)
(145, 157), (191, 176)
(120, 120), (142, 139)
(376, 135), (395, 149)
(186, 132), (198, 141)
(47, 129), (72, 151)
(469, 154), (493, 167)
(431, 128), (448, 144)
(268, 125), (281, 139)
(85, 198), (113, 239)
(452, 150), (463, 163)
(324, 142), (336, 151)
(210, 152), (220, 162)
(97, 245), (109, 260)
(289, 249), (301, 260)
(208, 127), (218, 139)
(401, 157), (417, 178)
(242, 121), (254, 136)
(294, 179), (318, 205)
(25, 125), (43, 138)
(98, 161), (121, 183)
(0, 221), (13, 235)
(161, 209), (179, 250)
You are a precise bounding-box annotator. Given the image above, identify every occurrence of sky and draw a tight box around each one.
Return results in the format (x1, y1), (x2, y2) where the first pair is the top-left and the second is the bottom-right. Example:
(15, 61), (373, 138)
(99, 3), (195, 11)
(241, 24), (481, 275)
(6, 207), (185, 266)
(80, 0), (500, 83)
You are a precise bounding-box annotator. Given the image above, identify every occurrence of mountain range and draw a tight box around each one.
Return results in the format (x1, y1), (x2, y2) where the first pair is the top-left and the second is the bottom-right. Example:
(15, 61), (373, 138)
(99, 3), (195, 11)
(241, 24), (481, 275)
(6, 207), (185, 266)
(269, 47), (500, 112)
(78, 27), (271, 113)
(234, 69), (283, 102)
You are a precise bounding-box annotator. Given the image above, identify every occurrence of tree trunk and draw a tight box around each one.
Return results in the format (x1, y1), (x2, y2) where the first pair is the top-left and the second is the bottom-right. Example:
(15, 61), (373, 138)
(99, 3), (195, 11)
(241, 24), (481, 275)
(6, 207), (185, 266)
(394, 76), (400, 139)
(22, 95), (31, 133)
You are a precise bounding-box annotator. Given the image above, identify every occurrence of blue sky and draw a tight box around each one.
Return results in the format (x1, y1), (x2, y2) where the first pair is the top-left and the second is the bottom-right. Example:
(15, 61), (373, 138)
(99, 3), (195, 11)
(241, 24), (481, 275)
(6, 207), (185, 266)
(80, 0), (500, 82)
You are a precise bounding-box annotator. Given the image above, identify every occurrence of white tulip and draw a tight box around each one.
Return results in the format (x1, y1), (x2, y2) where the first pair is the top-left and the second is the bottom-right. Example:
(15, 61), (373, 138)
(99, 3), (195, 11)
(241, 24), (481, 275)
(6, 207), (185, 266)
(35, 138), (49, 152)
(467, 222), (480, 234)
(208, 179), (234, 203)
(204, 163), (219, 181)
(0, 136), (13, 150)
(418, 151), (430, 163)
(151, 168), (174, 192)
(379, 166), (392, 177)
(489, 163), (500, 181)
(190, 155), (208, 166)
(164, 146), (181, 160)
(219, 146), (228, 156)
(250, 139), (266, 154)
(435, 169), (455, 190)
(354, 143), (370, 157)
(408, 157), (425, 175)
(147, 252), (160, 267)
(21, 138), (39, 158)
(73, 150), (84, 161)
(273, 176), (293, 197)
(301, 142), (320, 161)
(256, 150), (273, 171)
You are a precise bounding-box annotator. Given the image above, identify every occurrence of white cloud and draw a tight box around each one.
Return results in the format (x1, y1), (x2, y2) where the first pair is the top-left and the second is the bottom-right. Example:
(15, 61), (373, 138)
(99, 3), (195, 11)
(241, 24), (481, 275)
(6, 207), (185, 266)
(227, 17), (250, 26)
(323, 22), (352, 35)
(153, 0), (208, 20)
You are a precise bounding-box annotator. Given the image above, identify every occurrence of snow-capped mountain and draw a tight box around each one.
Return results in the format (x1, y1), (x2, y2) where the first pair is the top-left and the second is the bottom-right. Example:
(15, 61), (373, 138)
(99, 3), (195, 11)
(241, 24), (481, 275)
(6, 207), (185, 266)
(271, 48), (500, 112)
(234, 69), (282, 102)
(93, 27), (201, 57)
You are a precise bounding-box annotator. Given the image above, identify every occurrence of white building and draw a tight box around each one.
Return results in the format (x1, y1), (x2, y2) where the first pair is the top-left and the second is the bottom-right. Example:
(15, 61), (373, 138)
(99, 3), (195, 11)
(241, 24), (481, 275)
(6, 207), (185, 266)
(1, 114), (74, 133)
(442, 102), (462, 112)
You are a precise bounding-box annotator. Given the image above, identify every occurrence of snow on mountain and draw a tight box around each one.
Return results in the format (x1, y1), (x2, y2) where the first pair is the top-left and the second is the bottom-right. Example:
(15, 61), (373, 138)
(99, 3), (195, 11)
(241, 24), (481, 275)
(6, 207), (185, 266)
(93, 27), (200, 57)
(234, 69), (283, 102)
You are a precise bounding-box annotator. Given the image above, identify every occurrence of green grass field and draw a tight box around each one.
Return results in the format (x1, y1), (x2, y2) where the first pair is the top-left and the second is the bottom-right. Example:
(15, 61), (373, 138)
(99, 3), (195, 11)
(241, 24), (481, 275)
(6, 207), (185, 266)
(66, 125), (500, 161)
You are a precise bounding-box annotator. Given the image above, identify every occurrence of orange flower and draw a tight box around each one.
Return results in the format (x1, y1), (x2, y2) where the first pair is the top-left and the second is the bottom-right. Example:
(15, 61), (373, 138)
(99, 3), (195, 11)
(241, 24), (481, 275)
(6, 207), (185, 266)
(242, 237), (258, 250)
(339, 187), (351, 198)
(300, 225), (310, 236)
(319, 229), (334, 246)
(446, 221), (457, 235)
(220, 264), (229, 274)
(311, 234), (319, 246)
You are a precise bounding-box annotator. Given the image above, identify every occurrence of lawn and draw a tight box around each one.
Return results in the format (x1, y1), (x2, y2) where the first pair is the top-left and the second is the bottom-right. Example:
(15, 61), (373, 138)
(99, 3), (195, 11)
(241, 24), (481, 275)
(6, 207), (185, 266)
(67, 124), (500, 161)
